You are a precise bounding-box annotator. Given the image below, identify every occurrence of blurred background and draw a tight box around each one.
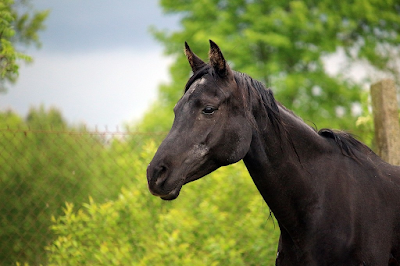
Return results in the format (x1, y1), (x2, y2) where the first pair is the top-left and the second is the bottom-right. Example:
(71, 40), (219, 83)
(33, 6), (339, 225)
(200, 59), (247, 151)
(0, 0), (399, 265)
(0, 0), (179, 128)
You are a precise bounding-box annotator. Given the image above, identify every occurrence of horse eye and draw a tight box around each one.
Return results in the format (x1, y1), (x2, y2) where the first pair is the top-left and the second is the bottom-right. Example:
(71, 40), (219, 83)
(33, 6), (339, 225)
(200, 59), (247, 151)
(202, 106), (216, 115)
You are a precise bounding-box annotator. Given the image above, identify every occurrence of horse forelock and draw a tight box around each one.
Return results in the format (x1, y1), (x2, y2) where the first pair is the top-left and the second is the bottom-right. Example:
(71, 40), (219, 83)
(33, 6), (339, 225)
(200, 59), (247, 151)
(185, 65), (211, 92)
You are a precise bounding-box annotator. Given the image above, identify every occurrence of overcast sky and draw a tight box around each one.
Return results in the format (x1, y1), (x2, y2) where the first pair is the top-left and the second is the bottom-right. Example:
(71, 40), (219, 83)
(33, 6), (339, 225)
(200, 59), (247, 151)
(0, 0), (180, 129)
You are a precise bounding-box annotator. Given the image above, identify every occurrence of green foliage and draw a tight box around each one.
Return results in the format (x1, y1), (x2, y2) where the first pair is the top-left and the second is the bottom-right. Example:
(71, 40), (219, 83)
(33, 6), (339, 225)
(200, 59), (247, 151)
(141, 0), (400, 143)
(46, 141), (279, 265)
(355, 90), (375, 148)
(0, 107), (136, 265)
(0, 0), (49, 92)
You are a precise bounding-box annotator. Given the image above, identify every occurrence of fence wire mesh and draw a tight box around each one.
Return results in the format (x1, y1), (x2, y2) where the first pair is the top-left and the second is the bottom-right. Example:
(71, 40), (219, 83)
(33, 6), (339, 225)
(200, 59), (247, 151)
(0, 127), (166, 265)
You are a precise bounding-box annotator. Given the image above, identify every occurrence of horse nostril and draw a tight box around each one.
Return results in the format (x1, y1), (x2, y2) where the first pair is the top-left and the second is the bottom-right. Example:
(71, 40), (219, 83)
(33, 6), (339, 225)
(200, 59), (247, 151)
(147, 162), (170, 196)
(160, 165), (167, 172)
(155, 165), (168, 186)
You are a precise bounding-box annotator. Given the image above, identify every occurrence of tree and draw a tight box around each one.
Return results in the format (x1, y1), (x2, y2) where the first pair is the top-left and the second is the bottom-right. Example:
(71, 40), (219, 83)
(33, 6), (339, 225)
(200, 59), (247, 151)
(0, 0), (49, 92)
(141, 0), (400, 142)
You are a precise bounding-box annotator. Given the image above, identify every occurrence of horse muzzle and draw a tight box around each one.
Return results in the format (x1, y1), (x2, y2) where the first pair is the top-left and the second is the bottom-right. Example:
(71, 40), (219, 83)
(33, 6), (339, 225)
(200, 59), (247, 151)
(146, 162), (183, 200)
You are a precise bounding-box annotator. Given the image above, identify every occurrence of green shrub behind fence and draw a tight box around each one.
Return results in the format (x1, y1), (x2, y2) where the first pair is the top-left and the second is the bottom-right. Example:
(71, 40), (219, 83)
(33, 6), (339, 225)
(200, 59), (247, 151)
(0, 109), (166, 265)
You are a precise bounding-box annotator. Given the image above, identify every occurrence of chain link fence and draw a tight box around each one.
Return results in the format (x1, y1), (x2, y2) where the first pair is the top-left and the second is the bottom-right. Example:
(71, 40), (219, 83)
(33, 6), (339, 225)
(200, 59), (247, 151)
(0, 127), (166, 265)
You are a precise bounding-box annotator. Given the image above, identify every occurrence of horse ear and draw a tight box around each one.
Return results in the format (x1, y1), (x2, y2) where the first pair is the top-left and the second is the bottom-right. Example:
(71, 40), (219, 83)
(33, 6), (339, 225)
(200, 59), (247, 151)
(185, 42), (206, 72)
(209, 40), (231, 77)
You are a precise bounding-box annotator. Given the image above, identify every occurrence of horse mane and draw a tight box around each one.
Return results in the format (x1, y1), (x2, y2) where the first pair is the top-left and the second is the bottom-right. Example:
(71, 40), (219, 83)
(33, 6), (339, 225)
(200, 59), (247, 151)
(233, 71), (282, 132)
(318, 129), (374, 159)
(231, 71), (374, 160)
(185, 65), (373, 160)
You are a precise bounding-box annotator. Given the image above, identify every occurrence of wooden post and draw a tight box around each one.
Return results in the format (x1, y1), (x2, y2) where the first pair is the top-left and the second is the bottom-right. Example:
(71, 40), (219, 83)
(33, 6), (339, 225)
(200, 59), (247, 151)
(370, 79), (400, 165)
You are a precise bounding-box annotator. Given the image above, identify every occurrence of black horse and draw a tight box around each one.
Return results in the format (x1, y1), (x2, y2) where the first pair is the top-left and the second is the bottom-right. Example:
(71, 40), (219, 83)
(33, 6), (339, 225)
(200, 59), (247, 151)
(147, 40), (400, 265)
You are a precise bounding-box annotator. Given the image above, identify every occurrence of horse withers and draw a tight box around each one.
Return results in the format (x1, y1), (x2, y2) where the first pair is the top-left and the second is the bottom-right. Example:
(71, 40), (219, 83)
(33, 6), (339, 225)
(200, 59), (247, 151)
(147, 40), (400, 265)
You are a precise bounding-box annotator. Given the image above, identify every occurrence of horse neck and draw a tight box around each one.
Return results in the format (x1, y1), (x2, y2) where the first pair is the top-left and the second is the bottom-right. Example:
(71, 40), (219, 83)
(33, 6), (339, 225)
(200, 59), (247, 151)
(243, 104), (325, 236)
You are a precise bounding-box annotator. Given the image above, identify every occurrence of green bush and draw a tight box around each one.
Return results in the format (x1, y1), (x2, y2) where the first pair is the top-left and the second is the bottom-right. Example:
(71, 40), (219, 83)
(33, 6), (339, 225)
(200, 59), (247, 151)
(0, 108), (139, 265)
(46, 141), (280, 265)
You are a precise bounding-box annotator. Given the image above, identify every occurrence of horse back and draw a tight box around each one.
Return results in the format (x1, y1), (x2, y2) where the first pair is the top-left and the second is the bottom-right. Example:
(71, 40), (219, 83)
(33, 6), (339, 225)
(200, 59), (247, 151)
(307, 152), (400, 265)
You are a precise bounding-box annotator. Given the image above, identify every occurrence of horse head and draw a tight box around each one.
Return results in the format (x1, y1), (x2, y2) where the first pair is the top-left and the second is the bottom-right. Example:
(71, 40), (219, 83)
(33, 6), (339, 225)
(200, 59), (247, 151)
(146, 40), (252, 200)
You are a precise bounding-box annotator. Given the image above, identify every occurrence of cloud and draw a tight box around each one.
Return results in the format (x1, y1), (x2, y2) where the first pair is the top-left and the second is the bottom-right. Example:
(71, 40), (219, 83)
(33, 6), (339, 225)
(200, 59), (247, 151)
(0, 48), (173, 128)
(33, 0), (180, 53)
